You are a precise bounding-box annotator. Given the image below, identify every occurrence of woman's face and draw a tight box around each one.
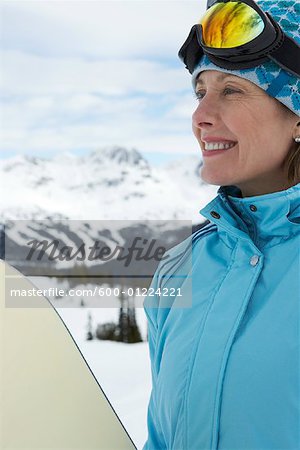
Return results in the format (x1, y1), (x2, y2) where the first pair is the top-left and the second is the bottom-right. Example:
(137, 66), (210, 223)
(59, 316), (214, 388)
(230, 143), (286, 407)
(192, 70), (299, 197)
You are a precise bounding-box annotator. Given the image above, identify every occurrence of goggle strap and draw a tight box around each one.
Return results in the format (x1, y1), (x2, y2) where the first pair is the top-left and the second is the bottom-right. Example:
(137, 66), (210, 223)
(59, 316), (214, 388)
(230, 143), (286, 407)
(268, 35), (300, 78)
(204, 52), (268, 70)
(178, 25), (204, 74)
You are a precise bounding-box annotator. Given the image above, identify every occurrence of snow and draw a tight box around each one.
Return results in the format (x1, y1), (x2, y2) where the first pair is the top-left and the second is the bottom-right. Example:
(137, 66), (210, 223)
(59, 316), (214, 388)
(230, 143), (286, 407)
(0, 146), (219, 223)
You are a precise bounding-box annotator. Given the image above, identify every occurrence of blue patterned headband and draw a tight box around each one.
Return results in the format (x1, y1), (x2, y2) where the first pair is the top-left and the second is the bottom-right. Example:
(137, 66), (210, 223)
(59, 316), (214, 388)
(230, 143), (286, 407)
(191, 0), (300, 116)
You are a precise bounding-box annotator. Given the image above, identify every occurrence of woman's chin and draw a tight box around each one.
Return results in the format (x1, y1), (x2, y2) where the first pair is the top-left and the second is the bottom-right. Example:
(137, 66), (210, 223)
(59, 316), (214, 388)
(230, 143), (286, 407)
(200, 167), (233, 186)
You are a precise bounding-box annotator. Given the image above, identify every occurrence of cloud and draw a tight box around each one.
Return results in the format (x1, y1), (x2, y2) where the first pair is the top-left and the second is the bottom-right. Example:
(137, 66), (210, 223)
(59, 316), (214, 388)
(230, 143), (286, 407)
(1, 50), (188, 96)
(164, 93), (198, 119)
(1, 1), (202, 59)
(1, 89), (197, 155)
(0, 0), (207, 157)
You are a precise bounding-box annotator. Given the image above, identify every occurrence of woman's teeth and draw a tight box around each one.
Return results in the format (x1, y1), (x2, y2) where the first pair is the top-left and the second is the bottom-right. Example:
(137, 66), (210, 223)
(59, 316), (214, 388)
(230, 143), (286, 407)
(204, 142), (236, 151)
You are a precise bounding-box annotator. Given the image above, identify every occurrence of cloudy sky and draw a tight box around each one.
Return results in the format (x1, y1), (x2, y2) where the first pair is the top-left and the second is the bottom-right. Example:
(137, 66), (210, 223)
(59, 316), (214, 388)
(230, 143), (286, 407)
(0, 0), (207, 164)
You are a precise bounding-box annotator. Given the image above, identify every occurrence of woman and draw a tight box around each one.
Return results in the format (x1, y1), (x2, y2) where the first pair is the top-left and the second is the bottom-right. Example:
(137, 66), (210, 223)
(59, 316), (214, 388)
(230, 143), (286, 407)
(143, 0), (300, 449)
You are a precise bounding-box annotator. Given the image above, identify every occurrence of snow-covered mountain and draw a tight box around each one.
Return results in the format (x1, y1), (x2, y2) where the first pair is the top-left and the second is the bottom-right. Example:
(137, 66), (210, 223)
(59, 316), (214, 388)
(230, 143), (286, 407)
(1, 147), (220, 275)
(0, 146), (218, 223)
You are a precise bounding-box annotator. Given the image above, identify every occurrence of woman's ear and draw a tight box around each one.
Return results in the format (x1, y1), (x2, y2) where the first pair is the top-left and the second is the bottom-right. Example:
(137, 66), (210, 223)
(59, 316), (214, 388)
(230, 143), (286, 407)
(293, 120), (300, 142)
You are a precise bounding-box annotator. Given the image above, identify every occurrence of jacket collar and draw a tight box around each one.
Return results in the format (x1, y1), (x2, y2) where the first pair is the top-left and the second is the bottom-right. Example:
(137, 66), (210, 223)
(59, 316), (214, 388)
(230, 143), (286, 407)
(200, 182), (300, 248)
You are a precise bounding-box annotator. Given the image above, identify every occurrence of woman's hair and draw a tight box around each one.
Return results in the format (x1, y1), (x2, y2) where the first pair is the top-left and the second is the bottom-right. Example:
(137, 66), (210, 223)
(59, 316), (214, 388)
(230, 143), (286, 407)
(285, 142), (300, 185)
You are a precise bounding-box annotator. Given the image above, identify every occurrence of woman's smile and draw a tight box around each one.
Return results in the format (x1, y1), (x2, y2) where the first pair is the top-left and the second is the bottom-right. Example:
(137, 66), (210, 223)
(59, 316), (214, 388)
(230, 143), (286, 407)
(201, 136), (238, 155)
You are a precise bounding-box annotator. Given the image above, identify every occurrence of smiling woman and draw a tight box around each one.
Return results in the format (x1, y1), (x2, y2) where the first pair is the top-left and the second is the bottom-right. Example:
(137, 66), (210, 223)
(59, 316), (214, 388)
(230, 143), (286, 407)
(143, 0), (300, 449)
(192, 70), (299, 197)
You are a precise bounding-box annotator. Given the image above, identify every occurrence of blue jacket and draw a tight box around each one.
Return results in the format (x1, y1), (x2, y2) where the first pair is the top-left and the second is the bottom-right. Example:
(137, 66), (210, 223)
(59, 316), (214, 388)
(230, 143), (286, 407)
(143, 182), (300, 450)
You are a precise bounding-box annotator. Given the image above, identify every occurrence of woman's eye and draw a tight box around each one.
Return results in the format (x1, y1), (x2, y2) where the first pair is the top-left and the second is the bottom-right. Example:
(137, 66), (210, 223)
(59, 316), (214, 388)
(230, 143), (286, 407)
(195, 91), (206, 100)
(224, 87), (241, 95)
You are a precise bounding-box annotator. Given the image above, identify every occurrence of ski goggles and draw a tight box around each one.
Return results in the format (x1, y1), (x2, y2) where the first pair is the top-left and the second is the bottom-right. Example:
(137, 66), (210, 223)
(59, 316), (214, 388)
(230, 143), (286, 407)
(178, 0), (300, 78)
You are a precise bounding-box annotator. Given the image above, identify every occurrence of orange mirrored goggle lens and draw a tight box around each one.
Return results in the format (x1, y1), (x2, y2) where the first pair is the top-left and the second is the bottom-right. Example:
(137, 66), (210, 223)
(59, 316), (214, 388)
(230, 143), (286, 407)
(199, 1), (265, 48)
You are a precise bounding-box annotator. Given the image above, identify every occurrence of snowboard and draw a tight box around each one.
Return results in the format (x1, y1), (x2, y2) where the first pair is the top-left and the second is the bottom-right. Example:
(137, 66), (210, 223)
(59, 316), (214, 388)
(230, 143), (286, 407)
(0, 260), (136, 450)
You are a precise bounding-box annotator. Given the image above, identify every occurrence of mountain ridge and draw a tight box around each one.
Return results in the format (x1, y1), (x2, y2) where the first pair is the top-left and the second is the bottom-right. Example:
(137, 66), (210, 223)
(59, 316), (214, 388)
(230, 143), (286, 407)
(1, 146), (219, 223)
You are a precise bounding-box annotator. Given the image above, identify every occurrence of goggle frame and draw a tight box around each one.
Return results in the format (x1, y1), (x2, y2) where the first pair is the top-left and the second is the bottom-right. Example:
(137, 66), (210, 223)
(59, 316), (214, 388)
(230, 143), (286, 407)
(178, 0), (300, 77)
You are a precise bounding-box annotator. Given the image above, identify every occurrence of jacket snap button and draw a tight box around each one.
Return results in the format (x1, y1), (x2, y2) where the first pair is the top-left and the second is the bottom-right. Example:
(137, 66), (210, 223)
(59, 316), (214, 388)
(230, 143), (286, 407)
(250, 255), (260, 266)
(210, 211), (220, 219)
(250, 205), (257, 212)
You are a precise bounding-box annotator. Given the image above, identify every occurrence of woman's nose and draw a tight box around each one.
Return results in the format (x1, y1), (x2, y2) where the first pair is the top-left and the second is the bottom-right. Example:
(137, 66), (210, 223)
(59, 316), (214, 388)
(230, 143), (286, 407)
(192, 96), (217, 129)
